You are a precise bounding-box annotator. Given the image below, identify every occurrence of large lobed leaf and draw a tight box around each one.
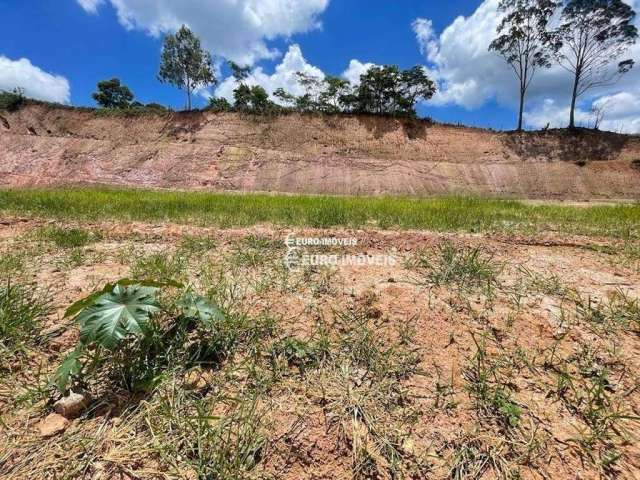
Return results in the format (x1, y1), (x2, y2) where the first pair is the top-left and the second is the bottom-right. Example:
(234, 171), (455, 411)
(64, 278), (182, 319)
(177, 292), (225, 326)
(76, 284), (161, 349)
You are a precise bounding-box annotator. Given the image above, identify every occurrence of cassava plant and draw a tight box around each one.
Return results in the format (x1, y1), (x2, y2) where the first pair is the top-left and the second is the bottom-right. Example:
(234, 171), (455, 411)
(54, 278), (225, 393)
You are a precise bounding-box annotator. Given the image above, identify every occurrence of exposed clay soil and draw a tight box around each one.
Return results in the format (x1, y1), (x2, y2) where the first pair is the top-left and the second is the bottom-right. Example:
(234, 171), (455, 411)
(1, 104), (640, 199)
(1, 217), (639, 479)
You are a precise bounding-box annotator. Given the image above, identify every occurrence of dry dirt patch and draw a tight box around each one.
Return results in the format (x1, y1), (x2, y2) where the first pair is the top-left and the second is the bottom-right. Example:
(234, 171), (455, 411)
(1, 218), (639, 479)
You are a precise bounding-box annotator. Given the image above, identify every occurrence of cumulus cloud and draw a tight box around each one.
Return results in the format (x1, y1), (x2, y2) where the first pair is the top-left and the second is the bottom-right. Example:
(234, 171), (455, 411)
(414, 0), (640, 132)
(0, 56), (70, 103)
(341, 59), (376, 85)
(525, 93), (640, 133)
(214, 44), (324, 101)
(76, 0), (329, 65)
(213, 44), (375, 104)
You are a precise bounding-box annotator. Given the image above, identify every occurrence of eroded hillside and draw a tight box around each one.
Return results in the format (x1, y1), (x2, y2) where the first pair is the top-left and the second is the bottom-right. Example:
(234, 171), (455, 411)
(1, 104), (639, 199)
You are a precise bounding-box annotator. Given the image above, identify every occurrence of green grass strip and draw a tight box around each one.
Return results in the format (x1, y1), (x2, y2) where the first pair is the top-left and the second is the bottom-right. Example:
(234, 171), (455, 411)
(0, 188), (638, 238)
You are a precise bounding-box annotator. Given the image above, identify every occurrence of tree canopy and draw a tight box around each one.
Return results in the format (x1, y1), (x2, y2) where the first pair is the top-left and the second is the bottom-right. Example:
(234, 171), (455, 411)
(92, 78), (134, 109)
(158, 25), (216, 110)
(489, 0), (559, 130)
(555, 0), (638, 127)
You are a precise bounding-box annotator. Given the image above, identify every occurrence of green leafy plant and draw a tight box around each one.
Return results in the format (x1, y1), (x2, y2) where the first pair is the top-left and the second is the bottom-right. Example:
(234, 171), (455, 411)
(270, 336), (327, 372)
(75, 284), (160, 349)
(53, 278), (233, 393)
(177, 291), (225, 326)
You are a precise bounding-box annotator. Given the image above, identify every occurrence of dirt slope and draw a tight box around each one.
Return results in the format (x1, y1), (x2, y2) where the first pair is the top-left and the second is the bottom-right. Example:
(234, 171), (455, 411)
(1, 103), (639, 199)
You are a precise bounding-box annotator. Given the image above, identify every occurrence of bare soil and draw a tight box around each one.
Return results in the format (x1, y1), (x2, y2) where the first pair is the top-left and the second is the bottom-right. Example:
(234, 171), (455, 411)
(2, 105), (640, 199)
(1, 217), (639, 479)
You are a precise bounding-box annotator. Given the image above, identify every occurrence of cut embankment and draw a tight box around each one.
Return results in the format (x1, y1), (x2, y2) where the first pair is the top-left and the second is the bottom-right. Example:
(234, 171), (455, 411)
(1, 104), (640, 199)
(1, 187), (639, 237)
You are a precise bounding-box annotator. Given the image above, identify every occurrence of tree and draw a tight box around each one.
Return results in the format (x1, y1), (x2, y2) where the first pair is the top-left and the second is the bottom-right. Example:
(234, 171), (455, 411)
(228, 61), (252, 83)
(92, 78), (134, 108)
(233, 84), (274, 114)
(294, 72), (325, 112)
(555, 0), (638, 128)
(208, 96), (232, 112)
(354, 65), (436, 116)
(158, 25), (216, 110)
(399, 66), (438, 113)
(489, 0), (559, 131)
(228, 61), (275, 113)
(273, 87), (296, 107)
(319, 76), (352, 112)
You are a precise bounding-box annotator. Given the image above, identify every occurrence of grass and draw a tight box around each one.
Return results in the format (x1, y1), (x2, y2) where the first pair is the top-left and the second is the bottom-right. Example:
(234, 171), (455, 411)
(34, 225), (101, 248)
(0, 282), (50, 362)
(412, 241), (501, 293)
(1, 187), (639, 237)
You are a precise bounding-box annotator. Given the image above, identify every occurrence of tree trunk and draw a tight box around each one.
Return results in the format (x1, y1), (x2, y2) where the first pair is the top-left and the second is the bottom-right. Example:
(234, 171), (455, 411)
(517, 88), (525, 132)
(569, 69), (580, 129)
(186, 77), (192, 111)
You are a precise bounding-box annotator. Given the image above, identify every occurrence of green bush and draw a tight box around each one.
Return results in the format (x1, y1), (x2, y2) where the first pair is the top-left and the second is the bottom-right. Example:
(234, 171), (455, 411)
(0, 88), (26, 112)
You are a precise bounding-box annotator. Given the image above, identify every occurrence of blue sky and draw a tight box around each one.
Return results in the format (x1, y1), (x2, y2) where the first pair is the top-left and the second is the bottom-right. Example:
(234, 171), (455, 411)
(1, 0), (638, 132)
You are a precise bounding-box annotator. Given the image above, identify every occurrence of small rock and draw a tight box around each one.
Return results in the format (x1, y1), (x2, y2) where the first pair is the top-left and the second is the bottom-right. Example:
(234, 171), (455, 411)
(184, 368), (213, 390)
(38, 413), (69, 437)
(54, 390), (91, 419)
(387, 277), (395, 283)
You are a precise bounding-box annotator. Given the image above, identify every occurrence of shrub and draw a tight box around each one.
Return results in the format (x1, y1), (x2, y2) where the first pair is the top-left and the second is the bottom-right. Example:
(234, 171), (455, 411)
(92, 78), (134, 108)
(0, 88), (26, 112)
(208, 97), (232, 112)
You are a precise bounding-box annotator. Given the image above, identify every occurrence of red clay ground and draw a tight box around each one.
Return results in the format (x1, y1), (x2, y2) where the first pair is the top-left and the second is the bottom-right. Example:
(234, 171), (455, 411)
(1, 217), (639, 479)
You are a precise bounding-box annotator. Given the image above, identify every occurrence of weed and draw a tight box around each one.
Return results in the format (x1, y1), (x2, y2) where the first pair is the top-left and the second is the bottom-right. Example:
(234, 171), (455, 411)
(0, 252), (26, 278)
(574, 290), (640, 335)
(131, 250), (187, 282)
(147, 388), (266, 480)
(270, 336), (328, 373)
(303, 304), (426, 478)
(517, 265), (570, 297)
(464, 335), (522, 430)
(0, 282), (50, 363)
(229, 235), (279, 267)
(548, 342), (640, 470)
(414, 241), (501, 294)
(177, 235), (217, 258)
(35, 226), (101, 248)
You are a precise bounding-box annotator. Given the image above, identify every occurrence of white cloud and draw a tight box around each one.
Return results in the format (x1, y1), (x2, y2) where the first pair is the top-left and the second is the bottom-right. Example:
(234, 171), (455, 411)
(213, 44), (375, 105)
(412, 18), (438, 60)
(414, 0), (640, 132)
(77, 0), (329, 65)
(525, 94), (640, 134)
(341, 59), (376, 85)
(77, 0), (104, 14)
(0, 56), (70, 103)
(214, 43), (325, 101)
